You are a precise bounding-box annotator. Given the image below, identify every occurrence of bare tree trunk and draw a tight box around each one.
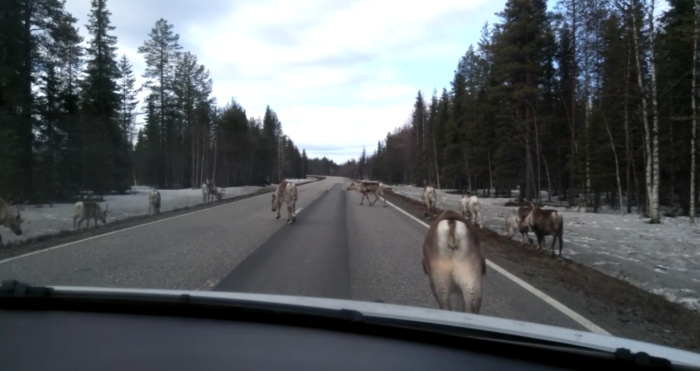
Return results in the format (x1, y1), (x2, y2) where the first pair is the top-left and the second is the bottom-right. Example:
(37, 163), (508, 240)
(570, 1), (578, 207)
(212, 133), (218, 184)
(534, 114), (542, 202)
(631, 0), (653, 219)
(583, 37), (591, 210)
(200, 127), (206, 185)
(191, 124), (196, 188)
(525, 106), (534, 201)
(488, 151), (494, 198)
(624, 41), (633, 214)
(542, 151), (553, 203)
(432, 114), (440, 189)
(648, 0), (660, 223)
(692, 0), (698, 223)
(604, 114), (624, 214)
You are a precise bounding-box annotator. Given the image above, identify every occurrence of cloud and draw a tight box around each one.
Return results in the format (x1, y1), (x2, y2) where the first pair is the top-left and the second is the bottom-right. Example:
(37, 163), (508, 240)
(64, 0), (504, 163)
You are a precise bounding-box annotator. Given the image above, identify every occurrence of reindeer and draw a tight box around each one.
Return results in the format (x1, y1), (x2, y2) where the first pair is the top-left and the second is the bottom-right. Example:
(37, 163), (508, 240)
(523, 202), (564, 257)
(422, 209), (486, 314)
(149, 187), (161, 215)
(73, 201), (110, 229)
(272, 180), (298, 224)
(0, 197), (27, 247)
(202, 181), (224, 203)
(420, 185), (437, 219)
(346, 180), (387, 207)
(460, 194), (482, 228)
(501, 206), (534, 245)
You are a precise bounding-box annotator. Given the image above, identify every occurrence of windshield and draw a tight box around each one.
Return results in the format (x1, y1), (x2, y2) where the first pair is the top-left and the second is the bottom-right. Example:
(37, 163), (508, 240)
(0, 0), (699, 359)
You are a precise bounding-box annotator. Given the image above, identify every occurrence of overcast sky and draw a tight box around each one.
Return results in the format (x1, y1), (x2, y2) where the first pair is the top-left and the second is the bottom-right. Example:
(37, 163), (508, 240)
(64, 0), (507, 163)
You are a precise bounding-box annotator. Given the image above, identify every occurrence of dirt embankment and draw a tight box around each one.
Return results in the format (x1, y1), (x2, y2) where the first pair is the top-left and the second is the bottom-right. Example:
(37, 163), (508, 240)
(383, 189), (700, 353)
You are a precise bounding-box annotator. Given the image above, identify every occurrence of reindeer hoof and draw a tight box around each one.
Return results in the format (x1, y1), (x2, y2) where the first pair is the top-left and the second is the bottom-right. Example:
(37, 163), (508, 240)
(275, 215), (280, 219)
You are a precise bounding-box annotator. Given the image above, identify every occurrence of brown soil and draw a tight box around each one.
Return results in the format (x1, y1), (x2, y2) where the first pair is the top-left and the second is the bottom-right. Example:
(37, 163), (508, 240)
(383, 189), (700, 353)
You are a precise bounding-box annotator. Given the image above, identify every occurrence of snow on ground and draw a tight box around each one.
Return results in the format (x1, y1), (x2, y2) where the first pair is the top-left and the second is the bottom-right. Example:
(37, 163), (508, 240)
(391, 185), (700, 312)
(1, 178), (316, 246)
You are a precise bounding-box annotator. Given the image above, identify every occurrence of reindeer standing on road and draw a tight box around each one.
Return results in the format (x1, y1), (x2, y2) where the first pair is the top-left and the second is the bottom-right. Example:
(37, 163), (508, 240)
(422, 209), (486, 314)
(420, 185), (437, 219)
(272, 180), (298, 224)
(346, 180), (387, 208)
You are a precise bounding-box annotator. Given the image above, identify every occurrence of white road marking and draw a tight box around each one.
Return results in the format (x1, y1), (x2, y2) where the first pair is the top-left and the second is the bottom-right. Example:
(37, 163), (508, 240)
(0, 180), (325, 265)
(382, 197), (611, 336)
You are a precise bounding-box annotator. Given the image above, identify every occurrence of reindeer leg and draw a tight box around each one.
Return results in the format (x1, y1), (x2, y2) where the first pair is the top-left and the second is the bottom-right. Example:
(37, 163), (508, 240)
(454, 263), (483, 314)
(429, 269), (452, 311)
(550, 235), (557, 257)
(287, 201), (293, 224)
(371, 193), (380, 206)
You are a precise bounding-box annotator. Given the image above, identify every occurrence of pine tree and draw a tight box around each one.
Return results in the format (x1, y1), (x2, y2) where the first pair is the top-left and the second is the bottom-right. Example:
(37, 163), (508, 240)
(82, 0), (124, 193)
(117, 54), (139, 144)
(491, 0), (552, 200)
(138, 18), (182, 187)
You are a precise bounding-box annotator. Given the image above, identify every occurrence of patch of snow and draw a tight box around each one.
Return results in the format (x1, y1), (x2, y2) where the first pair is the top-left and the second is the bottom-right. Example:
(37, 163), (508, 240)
(390, 185), (700, 312)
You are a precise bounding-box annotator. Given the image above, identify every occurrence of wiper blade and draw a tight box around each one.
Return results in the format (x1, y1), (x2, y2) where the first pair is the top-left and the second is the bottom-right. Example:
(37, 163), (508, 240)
(615, 347), (671, 367)
(0, 280), (54, 297)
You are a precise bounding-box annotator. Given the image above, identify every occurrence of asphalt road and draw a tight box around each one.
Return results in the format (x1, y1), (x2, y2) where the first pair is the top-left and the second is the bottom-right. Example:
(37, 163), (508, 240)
(0, 176), (587, 332)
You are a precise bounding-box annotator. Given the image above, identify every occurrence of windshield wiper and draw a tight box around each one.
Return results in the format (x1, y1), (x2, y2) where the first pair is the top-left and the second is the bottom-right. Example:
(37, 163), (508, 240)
(615, 348), (671, 367)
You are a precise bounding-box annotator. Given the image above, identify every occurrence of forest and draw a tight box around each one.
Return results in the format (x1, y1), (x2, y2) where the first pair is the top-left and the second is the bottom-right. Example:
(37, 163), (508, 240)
(337, 0), (699, 223)
(0, 0), (340, 204)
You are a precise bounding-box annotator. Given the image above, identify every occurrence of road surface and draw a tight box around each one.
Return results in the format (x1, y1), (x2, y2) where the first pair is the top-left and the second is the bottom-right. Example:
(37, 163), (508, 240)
(0, 177), (590, 332)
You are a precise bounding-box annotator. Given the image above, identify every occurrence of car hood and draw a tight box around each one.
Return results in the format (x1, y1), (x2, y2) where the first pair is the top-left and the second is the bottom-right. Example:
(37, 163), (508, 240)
(40, 285), (700, 367)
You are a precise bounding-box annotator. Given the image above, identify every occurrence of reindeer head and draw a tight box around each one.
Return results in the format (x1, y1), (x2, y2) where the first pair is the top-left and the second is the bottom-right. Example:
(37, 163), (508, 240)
(346, 182), (359, 191)
(99, 204), (111, 225)
(3, 200), (27, 236)
(271, 193), (279, 212)
(500, 209), (519, 238)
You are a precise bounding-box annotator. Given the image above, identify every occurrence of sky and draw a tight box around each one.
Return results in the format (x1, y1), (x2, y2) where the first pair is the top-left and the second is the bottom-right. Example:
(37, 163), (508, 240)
(64, 0), (510, 163)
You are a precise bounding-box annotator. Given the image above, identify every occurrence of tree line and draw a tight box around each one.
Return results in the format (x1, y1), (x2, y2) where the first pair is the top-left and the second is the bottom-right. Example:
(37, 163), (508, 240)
(0, 0), (339, 204)
(338, 0), (699, 223)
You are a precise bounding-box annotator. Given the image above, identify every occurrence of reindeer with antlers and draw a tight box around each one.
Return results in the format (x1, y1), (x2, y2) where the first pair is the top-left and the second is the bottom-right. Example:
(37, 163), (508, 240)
(73, 200), (111, 229)
(0, 195), (28, 247)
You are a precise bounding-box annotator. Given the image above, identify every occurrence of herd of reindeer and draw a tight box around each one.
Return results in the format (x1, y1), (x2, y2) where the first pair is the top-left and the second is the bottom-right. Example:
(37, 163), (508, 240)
(343, 179), (564, 315)
(0, 177), (564, 316)
(0, 181), (227, 245)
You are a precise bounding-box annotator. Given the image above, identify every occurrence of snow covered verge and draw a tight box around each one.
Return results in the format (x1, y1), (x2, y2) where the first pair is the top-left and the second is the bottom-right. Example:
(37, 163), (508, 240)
(1, 178), (316, 246)
(390, 185), (700, 313)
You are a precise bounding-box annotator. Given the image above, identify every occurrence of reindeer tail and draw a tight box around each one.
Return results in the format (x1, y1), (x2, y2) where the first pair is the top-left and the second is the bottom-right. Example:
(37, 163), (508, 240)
(446, 220), (458, 250)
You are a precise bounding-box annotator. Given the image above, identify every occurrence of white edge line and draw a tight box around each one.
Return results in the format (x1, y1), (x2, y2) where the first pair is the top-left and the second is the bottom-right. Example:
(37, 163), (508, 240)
(380, 197), (611, 336)
(0, 192), (271, 265)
